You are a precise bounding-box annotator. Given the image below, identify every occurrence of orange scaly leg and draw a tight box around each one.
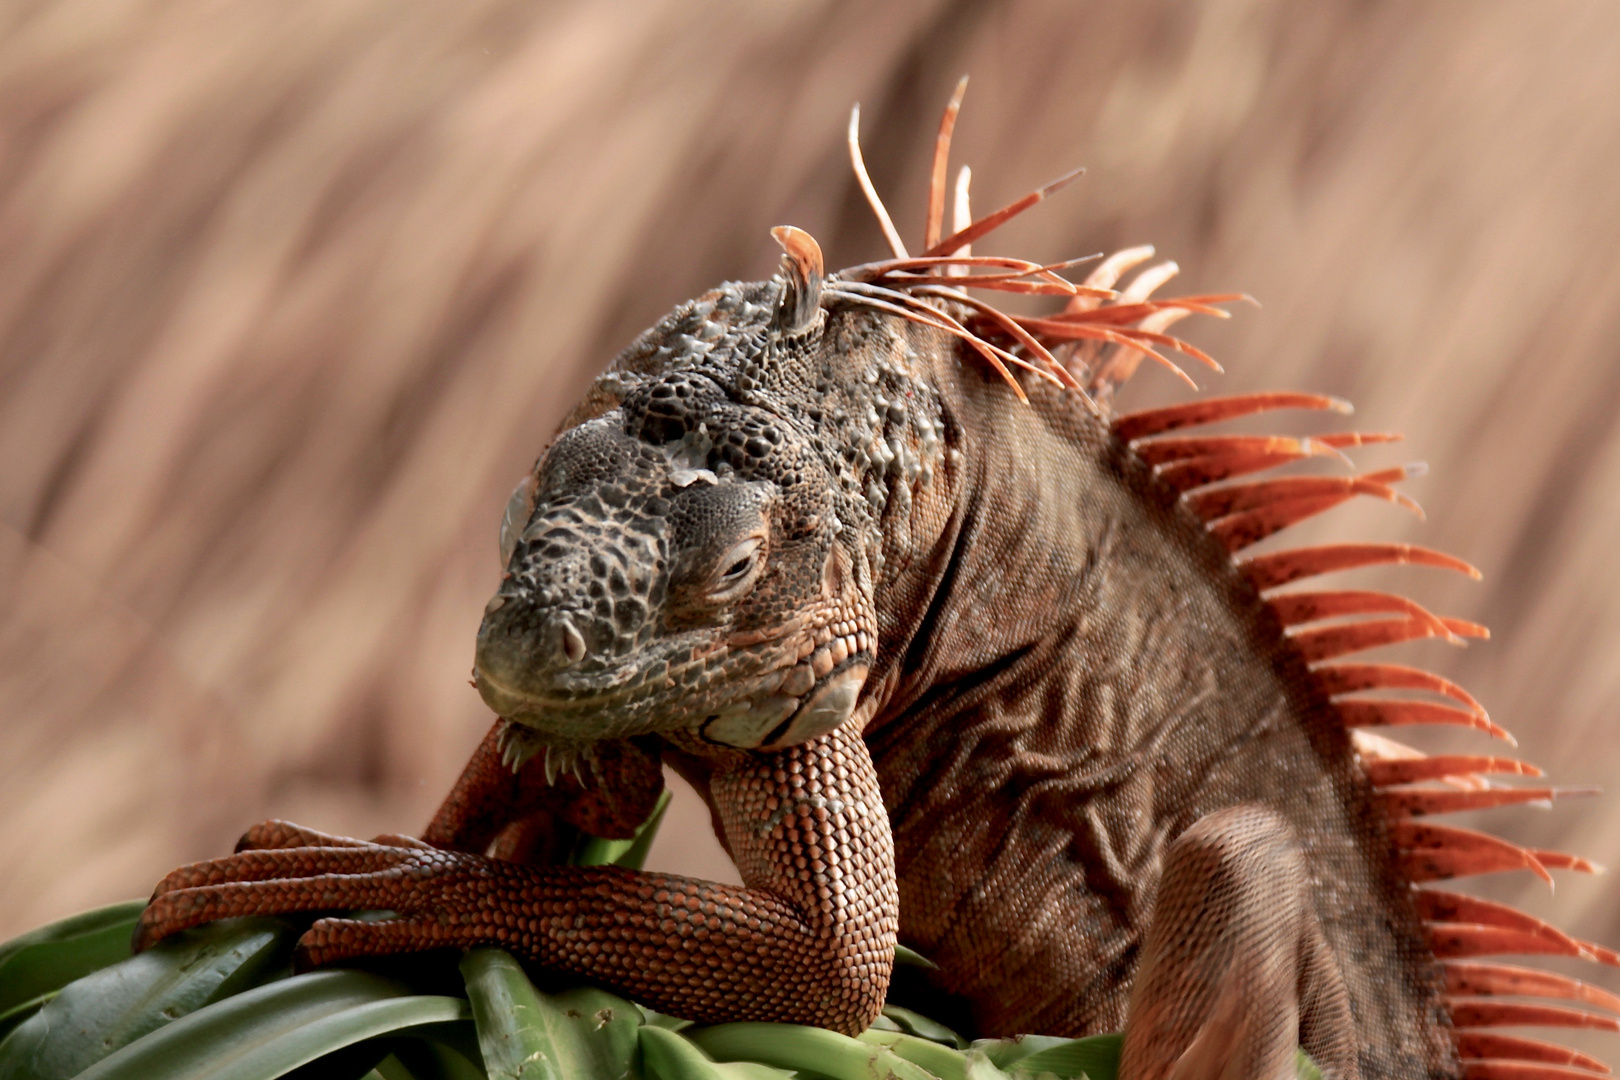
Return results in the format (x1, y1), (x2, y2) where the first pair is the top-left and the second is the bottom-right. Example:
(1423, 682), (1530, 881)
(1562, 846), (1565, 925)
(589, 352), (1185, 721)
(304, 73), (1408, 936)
(135, 724), (898, 1034)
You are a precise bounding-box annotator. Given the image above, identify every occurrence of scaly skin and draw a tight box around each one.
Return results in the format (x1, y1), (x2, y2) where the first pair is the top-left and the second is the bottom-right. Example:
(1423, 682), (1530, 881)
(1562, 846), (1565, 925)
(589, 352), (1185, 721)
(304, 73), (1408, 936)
(135, 268), (1451, 1076)
(140, 722), (896, 1032)
(853, 344), (1444, 1077)
(146, 170), (1620, 1077)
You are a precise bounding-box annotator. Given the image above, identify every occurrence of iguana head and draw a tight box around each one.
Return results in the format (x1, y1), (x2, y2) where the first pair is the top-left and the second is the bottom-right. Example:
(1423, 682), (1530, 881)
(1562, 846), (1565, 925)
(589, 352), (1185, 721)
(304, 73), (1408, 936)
(474, 229), (903, 761)
(469, 99), (1229, 768)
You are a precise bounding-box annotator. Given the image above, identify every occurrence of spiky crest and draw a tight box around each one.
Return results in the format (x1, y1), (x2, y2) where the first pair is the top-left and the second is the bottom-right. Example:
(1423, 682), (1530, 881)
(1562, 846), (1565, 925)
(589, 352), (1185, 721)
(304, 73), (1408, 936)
(817, 80), (1618, 1072)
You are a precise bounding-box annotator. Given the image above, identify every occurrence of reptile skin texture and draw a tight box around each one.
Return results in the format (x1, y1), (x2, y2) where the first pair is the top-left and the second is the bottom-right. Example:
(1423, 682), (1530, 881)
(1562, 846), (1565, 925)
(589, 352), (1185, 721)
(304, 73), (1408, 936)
(139, 722), (896, 1031)
(1119, 806), (1358, 1080)
(133, 294), (1439, 1074)
(136, 129), (1613, 1077)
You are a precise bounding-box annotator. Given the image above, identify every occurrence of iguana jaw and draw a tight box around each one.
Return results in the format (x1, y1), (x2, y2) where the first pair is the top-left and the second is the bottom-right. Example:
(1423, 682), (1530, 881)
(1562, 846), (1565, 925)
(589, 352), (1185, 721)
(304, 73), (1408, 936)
(473, 615), (873, 750)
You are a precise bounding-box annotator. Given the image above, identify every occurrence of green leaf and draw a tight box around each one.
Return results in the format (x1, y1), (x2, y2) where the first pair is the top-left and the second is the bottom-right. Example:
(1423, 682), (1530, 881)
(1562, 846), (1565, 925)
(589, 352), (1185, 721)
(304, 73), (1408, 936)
(461, 948), (640, 1080)
(0, 917), (290, 1080)
(639, 1025), (796, 1080)
(610, 788), (673, 871)
(972, 1037), (1073, 1072)
(642, 1009), (695, 1033)
(0, 993), (55, 1043)
(61, 968), (462, 1080)
(686, 1021), (939, 1080)
(961, 1049), (1017, 1080)
(891, 945), (937, 971)
(859, 1029), (988, 1080)
(0, 899), (145, 973)
(879, 1007), (966, 1049)
(233, 995), (471, 1080)
(386, 1022), (490, 1080)
(278, 1034), (395, 1080)
(1006, 1034), (1120, 1080)
(1295, 1048), (1324, 1080)
(0, 899), (146, 1016)
(573, 789), (674, 870)
(372, 1056), (420, 1080)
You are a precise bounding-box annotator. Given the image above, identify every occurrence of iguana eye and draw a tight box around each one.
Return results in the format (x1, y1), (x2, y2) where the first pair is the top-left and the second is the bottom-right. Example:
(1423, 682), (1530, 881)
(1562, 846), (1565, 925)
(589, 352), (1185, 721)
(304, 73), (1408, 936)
(708, 536), (764, 603)
(498, 473), (538, 566)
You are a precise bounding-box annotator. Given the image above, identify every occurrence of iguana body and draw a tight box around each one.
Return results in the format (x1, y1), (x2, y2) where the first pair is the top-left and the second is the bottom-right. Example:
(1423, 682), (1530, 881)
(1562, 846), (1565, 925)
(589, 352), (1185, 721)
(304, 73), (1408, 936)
(136, 95), (1615, 1080)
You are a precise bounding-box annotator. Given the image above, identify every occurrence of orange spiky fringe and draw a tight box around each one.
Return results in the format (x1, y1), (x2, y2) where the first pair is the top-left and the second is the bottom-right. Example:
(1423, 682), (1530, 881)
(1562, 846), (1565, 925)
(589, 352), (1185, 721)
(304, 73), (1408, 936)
(824, 81), (1617, 1073)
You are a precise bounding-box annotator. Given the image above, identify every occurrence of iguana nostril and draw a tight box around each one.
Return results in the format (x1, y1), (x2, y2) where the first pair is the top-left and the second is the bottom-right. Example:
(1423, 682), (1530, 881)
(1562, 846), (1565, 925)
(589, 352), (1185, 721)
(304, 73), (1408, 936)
(561, 619), (587, 664)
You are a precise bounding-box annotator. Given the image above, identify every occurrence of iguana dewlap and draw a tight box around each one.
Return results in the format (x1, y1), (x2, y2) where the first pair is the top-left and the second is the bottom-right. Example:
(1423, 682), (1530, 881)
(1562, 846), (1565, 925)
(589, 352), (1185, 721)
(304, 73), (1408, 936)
(136, 89), (1618, 1080)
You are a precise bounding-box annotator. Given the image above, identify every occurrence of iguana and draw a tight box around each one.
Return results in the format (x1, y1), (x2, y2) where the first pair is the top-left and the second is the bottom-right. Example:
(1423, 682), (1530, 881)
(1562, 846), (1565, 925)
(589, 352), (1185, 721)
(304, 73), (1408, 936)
(134, 85), (1619, 1080)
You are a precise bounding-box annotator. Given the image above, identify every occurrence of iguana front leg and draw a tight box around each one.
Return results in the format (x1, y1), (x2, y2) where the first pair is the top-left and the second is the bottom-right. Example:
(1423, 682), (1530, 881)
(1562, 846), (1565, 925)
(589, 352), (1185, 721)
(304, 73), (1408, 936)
(135, 723), (899, 1033)
(1120, 805), (1360, 1080)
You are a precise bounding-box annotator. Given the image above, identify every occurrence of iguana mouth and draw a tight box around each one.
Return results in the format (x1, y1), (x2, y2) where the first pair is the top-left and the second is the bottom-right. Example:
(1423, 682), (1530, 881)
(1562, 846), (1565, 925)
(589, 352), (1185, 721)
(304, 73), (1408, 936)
(473, 656), (706, 722)
(474, 626), (872, 745)
(472, 663), (627, 715)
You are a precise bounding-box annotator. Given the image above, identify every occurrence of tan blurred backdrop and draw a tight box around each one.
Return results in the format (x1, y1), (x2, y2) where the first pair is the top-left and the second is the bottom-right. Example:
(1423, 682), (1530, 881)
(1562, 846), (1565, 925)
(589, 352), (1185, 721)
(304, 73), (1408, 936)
(2, 0), (1618, 1011)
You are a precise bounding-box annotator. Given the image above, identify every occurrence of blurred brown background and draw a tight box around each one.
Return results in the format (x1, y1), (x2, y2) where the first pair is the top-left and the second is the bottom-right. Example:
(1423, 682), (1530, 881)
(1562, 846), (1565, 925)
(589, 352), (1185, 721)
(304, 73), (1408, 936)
(2, 0), (1617, 1011)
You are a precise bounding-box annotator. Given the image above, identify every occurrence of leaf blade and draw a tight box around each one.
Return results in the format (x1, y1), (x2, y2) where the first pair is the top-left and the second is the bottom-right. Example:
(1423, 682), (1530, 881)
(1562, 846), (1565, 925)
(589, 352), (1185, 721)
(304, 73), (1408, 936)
(641, 1025), (797, 1080)
(1007, 1033), (1121, 1080)
(199, 996), (472, 1080)
(687, 1021), (941, 1080)
(859, 1029), (977, 1080)
(0, 900), (146, 1016)
(64, 969), (412, 1080)
(460, 948), (640, 1080)
(573, 789), (673, 870)
(0, 917), (291, 1080)
(879, 1006), (965, 1049)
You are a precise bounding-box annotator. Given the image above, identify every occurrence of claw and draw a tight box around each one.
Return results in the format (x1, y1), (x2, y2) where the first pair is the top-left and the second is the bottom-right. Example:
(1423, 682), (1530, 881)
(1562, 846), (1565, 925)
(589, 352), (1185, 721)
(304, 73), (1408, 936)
(497, 721), (544, 773)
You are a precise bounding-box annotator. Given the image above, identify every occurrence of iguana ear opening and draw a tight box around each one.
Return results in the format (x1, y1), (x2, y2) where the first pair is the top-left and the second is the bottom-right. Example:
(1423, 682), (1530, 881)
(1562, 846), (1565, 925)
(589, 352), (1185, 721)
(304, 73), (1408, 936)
(770, 225), (824, 334)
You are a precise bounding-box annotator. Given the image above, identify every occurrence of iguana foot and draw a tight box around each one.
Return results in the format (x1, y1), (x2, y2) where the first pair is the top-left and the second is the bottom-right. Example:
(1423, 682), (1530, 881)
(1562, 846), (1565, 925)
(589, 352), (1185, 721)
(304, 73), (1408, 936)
(136, 831), (512, 964)
(1120, 804), (1360, 1080)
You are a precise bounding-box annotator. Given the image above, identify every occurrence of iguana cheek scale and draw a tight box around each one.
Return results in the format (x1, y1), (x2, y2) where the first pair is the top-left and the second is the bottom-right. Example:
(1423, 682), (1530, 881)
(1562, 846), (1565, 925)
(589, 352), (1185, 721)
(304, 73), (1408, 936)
(135, 83), (1618, 1080)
